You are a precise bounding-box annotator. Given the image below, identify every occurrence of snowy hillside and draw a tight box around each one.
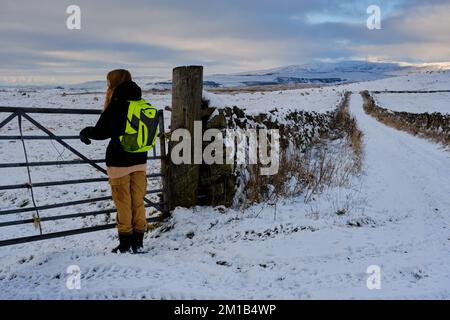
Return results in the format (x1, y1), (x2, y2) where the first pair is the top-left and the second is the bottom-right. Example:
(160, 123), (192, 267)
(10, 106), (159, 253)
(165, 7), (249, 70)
(205, 61), (415, 87)
(31, 61), (450, 92)
(52, 75), (168, 91)
(204, 61), (450, 88)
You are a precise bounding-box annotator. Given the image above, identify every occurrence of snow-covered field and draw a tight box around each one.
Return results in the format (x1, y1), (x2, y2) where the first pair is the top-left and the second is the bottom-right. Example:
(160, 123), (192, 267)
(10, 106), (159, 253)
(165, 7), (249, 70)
(343, 70), (450, 92)
(0, 73), (449, 299)
(373, 92), (450, 114)
(0, 88), (171, 112)
(206, 87), (342, 114)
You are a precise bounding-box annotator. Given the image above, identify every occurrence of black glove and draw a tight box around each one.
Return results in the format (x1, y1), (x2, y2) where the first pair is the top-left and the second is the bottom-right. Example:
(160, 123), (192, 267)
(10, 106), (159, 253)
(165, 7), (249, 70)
(79, 127), (92, 145)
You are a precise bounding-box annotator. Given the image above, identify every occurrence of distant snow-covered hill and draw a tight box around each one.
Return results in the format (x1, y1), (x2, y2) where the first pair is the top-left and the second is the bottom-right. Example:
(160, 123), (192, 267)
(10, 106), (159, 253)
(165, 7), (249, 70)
(204, 61), (448, 88)
(13, 60), (447, 91)
(67, 75), (167, 91)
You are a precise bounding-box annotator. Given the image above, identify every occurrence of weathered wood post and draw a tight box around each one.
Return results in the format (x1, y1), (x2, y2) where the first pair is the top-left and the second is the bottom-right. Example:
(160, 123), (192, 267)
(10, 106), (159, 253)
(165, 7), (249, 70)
(167, 66), (203, 210)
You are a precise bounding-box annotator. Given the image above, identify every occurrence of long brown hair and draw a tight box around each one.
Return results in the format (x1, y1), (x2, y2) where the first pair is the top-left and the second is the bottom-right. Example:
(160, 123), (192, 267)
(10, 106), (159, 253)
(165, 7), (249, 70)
(104, 69), (132, 109)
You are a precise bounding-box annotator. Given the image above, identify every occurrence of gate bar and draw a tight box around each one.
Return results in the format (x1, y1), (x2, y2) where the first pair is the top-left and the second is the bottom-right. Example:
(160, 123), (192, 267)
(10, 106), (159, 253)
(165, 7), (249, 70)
(0, 203), (157, 228)
(0, 111), (17, 129)
(21, 112), (107, 174)
(0, 135), (81, 140)
(0, 189), (163, 216)
(0, 173), (162, 191)
(0, 216), (164, 247)
(0, 156), (162, 168)
(0, 106), (102, 114)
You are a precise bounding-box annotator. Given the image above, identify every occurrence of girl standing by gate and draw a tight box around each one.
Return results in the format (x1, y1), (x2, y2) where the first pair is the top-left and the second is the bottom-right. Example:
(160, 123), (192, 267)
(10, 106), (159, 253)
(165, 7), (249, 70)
(80, 69), (157, 254)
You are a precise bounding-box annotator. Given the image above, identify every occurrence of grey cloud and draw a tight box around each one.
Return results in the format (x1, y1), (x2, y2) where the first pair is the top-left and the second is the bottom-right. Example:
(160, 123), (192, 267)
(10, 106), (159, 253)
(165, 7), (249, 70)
(0, 0), (449, 84)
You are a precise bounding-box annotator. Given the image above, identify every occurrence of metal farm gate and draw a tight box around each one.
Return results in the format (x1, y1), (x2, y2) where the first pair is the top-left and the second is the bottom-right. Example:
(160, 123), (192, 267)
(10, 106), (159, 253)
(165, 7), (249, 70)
(0, 106), (168, 247)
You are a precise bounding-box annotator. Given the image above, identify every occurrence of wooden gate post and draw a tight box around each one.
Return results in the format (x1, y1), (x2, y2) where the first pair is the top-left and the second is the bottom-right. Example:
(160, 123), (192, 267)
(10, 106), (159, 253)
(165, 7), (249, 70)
(167, 66), (203, 210)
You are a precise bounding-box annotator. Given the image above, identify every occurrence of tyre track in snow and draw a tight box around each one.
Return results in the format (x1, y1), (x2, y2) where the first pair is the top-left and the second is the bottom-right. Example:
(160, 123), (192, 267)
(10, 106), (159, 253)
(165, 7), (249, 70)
(338, 92), (450, 298)
(352, 92), (450, 225)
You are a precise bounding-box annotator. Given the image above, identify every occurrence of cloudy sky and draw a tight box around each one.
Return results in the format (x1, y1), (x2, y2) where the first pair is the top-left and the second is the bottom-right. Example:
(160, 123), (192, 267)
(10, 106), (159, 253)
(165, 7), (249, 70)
(1, 0), (450, 85)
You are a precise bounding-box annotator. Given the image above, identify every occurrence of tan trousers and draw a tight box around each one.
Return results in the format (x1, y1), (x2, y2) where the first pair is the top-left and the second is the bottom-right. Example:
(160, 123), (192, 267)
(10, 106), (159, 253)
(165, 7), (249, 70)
(109, 171), (147, 235)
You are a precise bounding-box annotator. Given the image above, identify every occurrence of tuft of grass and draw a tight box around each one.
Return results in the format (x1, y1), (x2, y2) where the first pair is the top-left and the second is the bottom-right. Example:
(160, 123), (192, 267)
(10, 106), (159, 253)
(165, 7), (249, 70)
(18, 199), (30, 208)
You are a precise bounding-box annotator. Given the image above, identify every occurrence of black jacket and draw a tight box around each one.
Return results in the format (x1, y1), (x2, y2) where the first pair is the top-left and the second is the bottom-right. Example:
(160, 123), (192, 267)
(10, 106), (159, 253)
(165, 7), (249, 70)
(80, 81), (148, 167)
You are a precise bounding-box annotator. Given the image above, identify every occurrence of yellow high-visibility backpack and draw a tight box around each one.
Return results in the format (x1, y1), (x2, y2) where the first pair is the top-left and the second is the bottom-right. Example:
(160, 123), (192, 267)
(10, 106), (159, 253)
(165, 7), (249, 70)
(120, 99), (159, 153)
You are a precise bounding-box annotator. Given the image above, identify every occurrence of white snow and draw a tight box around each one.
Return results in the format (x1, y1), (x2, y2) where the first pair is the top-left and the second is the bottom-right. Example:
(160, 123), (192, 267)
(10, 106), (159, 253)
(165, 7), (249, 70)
(204, 61), (449, 87)
(373, 92), (450, 114)
(209, 87), (343, 114)
(0, 88), (172, 112)
(343, 70), (450, 92)
(0, 74), (450, 299)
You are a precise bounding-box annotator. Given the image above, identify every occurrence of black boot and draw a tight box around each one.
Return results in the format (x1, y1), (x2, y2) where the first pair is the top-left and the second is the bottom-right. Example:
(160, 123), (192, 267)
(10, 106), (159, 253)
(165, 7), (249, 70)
(112, 233), (133, 253)
(131, 231), (145, 253)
